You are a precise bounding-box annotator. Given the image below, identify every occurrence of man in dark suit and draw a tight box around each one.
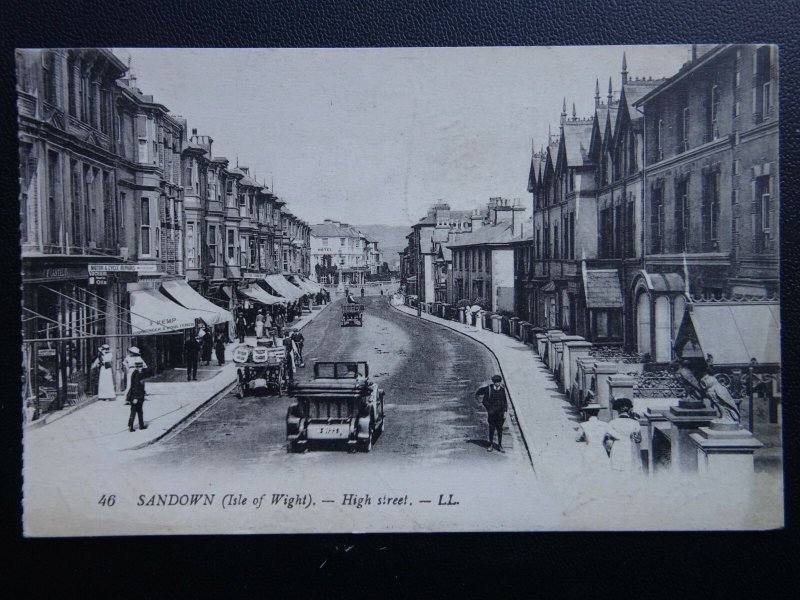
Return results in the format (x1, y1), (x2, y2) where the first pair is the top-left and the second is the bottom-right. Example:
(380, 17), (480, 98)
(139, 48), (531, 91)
(127, 359), (148, 432)
(184, 335), (201, 381)
(476, 374), (509, 452)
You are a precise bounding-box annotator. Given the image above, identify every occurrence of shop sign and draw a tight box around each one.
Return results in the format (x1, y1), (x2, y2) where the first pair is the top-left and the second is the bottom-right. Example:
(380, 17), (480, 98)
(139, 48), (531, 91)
(88, 264), (159, 274)
(89, 276), (108, 286)
(38, 348), (57, 357)
(242, 270), (263, 279)
(23, 265), (87, 283)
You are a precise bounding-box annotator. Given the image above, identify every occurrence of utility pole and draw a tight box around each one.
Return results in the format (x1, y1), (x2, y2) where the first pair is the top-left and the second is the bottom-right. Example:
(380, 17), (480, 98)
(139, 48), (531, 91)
(417, 228), (422, 318)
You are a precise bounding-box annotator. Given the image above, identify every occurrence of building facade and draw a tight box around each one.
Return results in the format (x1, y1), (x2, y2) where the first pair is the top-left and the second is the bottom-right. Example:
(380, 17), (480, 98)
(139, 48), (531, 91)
(310, 220), (375, 285)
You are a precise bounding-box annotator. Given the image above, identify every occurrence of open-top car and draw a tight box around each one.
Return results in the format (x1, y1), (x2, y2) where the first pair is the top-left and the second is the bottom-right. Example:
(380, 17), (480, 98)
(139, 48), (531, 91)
(286, 361), (385, 452)
(233, 341), (286, 397)
(340, 303), (364, 327)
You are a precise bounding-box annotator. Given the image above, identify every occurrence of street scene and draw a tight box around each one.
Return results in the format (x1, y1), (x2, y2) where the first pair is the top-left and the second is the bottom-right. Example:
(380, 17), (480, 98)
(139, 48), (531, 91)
(19, 45), (782, 534)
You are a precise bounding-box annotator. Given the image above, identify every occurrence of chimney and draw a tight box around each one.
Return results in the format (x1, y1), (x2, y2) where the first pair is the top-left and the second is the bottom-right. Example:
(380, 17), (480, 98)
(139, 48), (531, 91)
(471, 209), (483, 231)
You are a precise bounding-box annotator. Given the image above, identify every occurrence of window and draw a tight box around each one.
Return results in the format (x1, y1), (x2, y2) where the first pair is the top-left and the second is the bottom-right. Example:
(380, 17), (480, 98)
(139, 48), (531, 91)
(478, 248), (483, 271)
(227, 229), (236, 262)
(186, 223), (195, 268)
(733, 160), (740, 176)
(340, 237), (345, 246)
(185, 167), (193, 189)
(702, 171), (720, 249)
(553, 224), (559, 259)
(755, 175), (771, 252)
(681, 106), (690, 152)
(322, 237), (328, 245)
(656, 118), (664, 161)
(650, 185), (664, 254)
(753, 46), (773, 123)
(42, 51), (57, 105)
(486, 250), (492, 274)
(625, 201), (635, 257)
(140, 197), (151, 255)
(614, 206), (622, 259)
(47, 151), (60, 246)
(600, 208), (612, 258)
(708, 84), (720, 141)
(763, 81), (772, 120)
(137, 115), (148, 163)
(207, 225), (217, 265)
(70, 160), (82, 246)
(118, 191), (125, 230)
(675, 180), (689, 251)
(100, 89), (111, 134)
(155, 226), (160, 258)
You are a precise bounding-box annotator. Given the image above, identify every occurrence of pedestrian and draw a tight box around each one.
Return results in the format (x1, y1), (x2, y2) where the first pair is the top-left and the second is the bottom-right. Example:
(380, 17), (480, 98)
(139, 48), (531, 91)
(214, 331), (226, 366)
(275, 311), (285, 338)
(291, 328), (305, 363)
(91, 343), (116, 401)
(476, 375), (508, 452)
(380, 289), (384, 296)
(201, 327), (213, 366)
(574, 404), (610, 469)
(361, 287), (365, 298)
(236, 314), (247, 343)
(184, 335), (201, 381)
(255, 310), (265, 339)
(126, 358), (148, 432)
(122, 346), (147, 397)
(263, 309), (272, 334)
(604, 398), (643, 472)
(282, 334), (295, 382)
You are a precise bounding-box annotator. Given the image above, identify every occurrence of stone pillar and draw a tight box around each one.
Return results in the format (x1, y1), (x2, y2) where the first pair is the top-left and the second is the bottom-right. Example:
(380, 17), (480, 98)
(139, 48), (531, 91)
(535, 333), (548, 357)
(546, 330), (565, 371)
(643, 407), (670, 476)
(665, 400), (716, 473)
(590, 362), (619, 421)
(574, 357), (597, 407)
(690, 423), (763, 478)
(562, 340), (592, 397)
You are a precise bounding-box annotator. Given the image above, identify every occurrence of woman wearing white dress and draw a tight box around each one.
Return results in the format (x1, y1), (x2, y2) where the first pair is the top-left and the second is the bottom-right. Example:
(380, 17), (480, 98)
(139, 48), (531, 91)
(575, 405), (611, 469)
(91, 344), (116, 401)
(605, 398), (643, 472)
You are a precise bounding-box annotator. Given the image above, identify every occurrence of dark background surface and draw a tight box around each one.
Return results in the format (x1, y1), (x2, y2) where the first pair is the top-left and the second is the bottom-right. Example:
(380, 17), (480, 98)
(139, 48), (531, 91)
(1, 0), (798, 595)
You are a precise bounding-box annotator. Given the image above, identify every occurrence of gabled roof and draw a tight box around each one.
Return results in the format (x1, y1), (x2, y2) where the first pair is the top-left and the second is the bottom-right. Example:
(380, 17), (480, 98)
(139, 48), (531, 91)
(582, 269), (623, 308)
(621, 79), (664, 119)
(310, 222), (363, 238)
(561, 119), (595, 167)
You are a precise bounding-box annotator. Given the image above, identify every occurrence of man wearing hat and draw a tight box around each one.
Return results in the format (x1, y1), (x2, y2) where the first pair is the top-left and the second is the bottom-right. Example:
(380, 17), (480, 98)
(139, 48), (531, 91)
(126, 358), (148, 432)
(121, 346), (147, 399)
(184, 335), (201, 381)
(91, 343), (116, 401)
(605, 398), (643, 472)
(475, 375), (509, 452)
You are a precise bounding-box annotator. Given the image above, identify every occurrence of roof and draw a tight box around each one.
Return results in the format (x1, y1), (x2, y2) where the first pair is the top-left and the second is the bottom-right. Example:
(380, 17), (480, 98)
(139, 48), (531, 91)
(621, 79), (664, 119)
(431, 228), (450, 242)
(679, 301), (780, 365)
(634, 45), (729, 107)
(446, 223), (516, 249)
(311, 222), (363, 238)
(582, 269), (623, 309)
(562, 120), (595, 167)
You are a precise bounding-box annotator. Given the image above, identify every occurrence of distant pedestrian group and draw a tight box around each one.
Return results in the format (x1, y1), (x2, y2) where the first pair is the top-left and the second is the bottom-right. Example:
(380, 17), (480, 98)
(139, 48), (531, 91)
(574, 398), (643, 473)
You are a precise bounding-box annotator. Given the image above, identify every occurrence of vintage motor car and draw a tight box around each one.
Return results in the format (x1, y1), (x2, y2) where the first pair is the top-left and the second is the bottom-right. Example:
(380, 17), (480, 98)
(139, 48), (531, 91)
(340, 303), (364, 327)
(232, 341), (286, 397)
(286, 361), (385, 452)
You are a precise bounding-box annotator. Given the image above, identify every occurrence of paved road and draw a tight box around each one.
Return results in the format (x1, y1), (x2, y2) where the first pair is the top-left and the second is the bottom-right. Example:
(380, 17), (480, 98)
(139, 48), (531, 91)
(135, 296), (529, 470)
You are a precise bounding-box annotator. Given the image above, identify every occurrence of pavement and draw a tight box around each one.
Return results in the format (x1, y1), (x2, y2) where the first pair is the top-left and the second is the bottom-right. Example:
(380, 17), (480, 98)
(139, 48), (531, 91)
(390, 303), (587, 485)
(23, 302), (333, 452)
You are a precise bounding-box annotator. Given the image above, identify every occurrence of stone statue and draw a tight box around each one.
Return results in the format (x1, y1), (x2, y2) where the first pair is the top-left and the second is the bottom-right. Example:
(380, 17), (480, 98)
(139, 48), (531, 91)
(700, 374), (741, 425)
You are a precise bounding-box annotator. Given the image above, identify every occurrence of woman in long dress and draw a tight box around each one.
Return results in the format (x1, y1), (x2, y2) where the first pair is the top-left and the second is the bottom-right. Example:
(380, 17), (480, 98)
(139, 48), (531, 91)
(92, 344), (116, 401)
(605, 398), (643, 472)
(575, 408), (610, 469)
(255, 311), (265, 339)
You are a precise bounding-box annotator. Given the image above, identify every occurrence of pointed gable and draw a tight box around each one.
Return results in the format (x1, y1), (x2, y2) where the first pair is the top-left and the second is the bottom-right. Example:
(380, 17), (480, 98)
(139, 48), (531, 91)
(527, 154), (537, 193)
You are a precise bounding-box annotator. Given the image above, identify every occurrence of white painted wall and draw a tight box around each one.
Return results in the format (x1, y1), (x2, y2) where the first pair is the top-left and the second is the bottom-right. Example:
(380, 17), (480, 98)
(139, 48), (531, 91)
(491, 249), (515, 312)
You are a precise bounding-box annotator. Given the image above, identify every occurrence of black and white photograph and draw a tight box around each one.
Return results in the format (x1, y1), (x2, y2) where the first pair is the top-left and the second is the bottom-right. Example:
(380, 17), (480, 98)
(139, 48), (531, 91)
(17, 44), (783, 535)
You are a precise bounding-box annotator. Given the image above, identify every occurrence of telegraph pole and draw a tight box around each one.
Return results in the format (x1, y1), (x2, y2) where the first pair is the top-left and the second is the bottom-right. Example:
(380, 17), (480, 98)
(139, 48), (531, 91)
(417, 228), (422, 318)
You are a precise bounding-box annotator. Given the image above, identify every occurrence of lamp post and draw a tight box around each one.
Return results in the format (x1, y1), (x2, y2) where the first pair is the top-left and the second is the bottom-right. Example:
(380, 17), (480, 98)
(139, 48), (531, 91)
(417, 228), (422, 318)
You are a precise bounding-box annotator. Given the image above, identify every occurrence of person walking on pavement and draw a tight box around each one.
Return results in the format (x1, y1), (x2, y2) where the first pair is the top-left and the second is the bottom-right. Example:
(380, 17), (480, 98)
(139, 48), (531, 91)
(214, 331), (226, 366)
(290, 328), (305, 364)
(91, 343), (116, 401)
(476, 375), (509, 452)
(236, 314), (247, 344)
(121, 346), (147, 398)
(275, 311), (285, 338)
(255, 310), (265, 339)
(604, 398), (643, 473)
(282, 334), (295, 382)
(184, 335), (201, 381)
(126, 359), (148, 432)
(575, 404), (611, 469)
(200, 326), (213, 366)
(360, 287), (365, 298)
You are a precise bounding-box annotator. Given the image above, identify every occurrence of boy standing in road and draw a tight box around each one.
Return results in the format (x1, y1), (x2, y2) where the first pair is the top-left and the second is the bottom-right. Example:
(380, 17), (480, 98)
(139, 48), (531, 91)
(476, 375), (508, 452)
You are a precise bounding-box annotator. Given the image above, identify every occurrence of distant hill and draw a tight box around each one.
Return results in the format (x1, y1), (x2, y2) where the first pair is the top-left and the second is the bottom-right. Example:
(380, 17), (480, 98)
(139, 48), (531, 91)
(356, 225), (411, 264)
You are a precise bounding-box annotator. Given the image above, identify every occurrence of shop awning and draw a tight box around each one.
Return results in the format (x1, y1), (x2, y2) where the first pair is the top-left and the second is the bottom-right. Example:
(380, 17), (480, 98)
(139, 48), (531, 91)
(297, 276), (323, 294)
(678, 302), (781, 366)
(541, 281), (556, 293)
(582, 269), (623, 309)
(129, 289), (205, 335)
(288, 277), (316, 295)
(161, 279), (233, 326)
(239, 284), (287, 305)
(264, 274), (305, 301)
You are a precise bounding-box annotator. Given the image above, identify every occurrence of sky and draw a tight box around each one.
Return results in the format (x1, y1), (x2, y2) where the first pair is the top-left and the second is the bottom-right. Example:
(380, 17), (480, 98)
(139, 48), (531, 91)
(117, 46), (691, 227)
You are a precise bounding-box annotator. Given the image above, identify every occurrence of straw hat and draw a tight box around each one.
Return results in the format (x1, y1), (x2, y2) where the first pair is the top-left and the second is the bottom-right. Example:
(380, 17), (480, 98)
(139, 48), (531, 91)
(128, 346), (141, 356)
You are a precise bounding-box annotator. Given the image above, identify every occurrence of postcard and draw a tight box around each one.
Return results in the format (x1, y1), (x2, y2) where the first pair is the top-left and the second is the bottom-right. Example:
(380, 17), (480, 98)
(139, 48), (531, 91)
(19, 45), (782, 535)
